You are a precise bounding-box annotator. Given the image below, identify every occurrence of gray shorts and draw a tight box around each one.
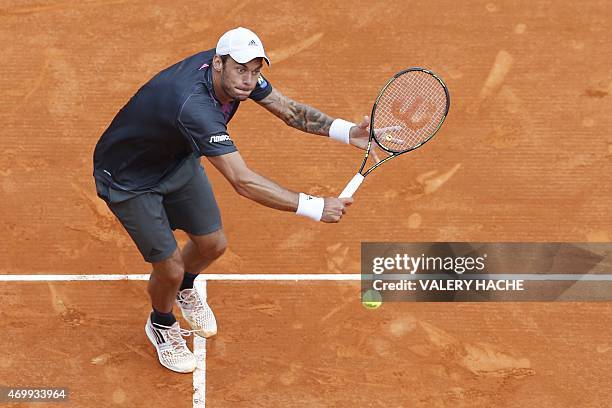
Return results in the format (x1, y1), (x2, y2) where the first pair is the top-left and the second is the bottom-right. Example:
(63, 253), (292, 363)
(95, 156), (222, 263)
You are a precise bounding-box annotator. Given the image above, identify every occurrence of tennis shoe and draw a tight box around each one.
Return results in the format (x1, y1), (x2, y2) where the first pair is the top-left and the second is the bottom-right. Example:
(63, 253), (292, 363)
(145, 316), (196, 373)
(176, 288), (217, 338)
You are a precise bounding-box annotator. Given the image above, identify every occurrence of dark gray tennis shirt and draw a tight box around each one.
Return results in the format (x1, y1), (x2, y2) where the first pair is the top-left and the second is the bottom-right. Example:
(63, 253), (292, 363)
(93, 49), (273, 191)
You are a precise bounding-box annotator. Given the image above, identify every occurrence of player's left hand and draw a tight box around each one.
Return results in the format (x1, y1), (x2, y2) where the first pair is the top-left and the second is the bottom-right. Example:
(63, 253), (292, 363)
(349, 116), (396, 163)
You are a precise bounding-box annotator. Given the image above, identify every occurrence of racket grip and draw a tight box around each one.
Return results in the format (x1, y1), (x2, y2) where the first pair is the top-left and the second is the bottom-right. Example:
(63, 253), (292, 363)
(339, 173), (365, 198)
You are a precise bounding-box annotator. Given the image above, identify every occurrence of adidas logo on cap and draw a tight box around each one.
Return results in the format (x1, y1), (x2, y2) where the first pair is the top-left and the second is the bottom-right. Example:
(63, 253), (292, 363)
(248, 39), (258, 46)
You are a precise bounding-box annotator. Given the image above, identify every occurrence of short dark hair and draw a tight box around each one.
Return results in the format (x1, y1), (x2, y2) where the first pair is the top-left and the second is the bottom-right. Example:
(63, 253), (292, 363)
(219, 55), (230, 64)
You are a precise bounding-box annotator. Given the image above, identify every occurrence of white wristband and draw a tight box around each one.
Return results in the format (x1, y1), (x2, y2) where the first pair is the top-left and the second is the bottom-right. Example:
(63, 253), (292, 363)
(329, 118), (355, 144)
(296, 193), (325, 222)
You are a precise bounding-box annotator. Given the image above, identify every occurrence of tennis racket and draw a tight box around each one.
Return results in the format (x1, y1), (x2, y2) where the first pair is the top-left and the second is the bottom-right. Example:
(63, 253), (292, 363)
(339, 68), (450, 198)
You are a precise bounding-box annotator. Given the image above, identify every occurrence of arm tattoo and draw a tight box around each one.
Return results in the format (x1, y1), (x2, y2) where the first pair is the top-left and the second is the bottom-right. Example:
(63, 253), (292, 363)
(258, 89), (334, 136)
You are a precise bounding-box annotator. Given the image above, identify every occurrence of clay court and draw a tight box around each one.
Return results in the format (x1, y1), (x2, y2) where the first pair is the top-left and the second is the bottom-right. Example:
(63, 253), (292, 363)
(1, 1), (611, 407)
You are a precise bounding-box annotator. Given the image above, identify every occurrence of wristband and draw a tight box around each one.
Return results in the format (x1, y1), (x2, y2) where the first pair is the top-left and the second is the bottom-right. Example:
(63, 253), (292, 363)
(329, 118), (355, 144)
(296, 193), (325, 222)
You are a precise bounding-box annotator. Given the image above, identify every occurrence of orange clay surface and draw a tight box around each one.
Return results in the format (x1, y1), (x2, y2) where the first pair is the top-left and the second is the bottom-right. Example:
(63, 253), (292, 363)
(1, 1), (611, 407)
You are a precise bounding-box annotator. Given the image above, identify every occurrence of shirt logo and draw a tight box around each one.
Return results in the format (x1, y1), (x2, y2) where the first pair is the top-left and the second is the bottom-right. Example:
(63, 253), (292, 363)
(209, 134), (231, 143)
(257, 75), (268, 88)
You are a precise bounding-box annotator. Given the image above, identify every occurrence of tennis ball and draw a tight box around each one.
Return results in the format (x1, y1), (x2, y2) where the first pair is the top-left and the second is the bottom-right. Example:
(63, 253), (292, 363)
(362, 289), (383, 309)
(385, 133), (392, 141)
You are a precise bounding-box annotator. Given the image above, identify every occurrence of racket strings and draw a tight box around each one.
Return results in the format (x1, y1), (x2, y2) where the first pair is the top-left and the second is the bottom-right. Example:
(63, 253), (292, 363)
(374, 71), (447, 152)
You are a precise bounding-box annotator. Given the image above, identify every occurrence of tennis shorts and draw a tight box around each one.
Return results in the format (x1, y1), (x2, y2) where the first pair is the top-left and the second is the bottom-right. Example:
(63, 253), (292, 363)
(95, 155), (222, 263)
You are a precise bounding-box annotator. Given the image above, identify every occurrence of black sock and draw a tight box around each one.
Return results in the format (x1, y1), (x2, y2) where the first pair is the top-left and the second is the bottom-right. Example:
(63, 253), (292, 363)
(179, 271), (198, 291)
(151, 309), (176, 327)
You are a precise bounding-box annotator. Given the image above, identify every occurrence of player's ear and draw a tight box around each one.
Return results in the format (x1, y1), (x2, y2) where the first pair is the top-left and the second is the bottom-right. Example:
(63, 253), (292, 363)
(212, 55), (223, 72)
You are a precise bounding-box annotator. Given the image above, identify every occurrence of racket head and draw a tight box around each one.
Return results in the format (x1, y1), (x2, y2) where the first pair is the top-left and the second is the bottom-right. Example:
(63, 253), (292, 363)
(370, 68), (450, 154)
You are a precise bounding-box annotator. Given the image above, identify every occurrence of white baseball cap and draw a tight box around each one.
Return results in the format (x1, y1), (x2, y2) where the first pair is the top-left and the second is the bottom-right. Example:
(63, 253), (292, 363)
(216, 27), (270, 65)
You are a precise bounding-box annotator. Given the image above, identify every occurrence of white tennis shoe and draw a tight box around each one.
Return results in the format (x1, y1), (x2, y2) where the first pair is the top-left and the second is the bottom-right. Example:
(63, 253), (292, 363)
(176, 288), (217, 338)
(144, 316), (196, 373)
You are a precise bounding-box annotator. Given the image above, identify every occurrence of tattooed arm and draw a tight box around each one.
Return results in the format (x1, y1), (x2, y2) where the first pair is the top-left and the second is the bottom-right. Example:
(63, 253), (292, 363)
(256, 88), (385, 160)
(256, 88), (334, 136)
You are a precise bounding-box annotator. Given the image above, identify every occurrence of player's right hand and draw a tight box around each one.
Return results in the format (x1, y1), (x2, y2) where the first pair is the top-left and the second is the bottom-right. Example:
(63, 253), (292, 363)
(321, 197), (353, 223)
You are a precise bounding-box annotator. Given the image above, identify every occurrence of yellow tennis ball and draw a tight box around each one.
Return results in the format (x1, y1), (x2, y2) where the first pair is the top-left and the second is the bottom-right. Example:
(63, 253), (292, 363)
(362, 289), (383, 309)
(385, 133), (392, 141)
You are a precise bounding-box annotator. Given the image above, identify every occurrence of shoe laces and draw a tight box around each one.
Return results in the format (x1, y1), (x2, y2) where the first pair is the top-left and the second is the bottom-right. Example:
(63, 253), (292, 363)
(177, 288), (204, 313)
(152, 321), (196, 352)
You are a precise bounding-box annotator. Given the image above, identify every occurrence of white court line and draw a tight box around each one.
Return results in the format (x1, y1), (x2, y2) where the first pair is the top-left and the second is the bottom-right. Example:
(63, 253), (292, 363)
(2, 273), (612, 282)
(0, 274), (362, 281)
(193, 279), (207, 408)
(0, 274), (152, 281)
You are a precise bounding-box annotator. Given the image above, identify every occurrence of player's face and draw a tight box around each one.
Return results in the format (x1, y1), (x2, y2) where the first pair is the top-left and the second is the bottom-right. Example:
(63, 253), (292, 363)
(220, 57), (264, 101)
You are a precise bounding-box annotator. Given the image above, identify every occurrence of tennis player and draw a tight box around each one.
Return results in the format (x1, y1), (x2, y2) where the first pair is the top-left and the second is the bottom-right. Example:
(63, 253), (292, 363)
(92, 27), (375, 373)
